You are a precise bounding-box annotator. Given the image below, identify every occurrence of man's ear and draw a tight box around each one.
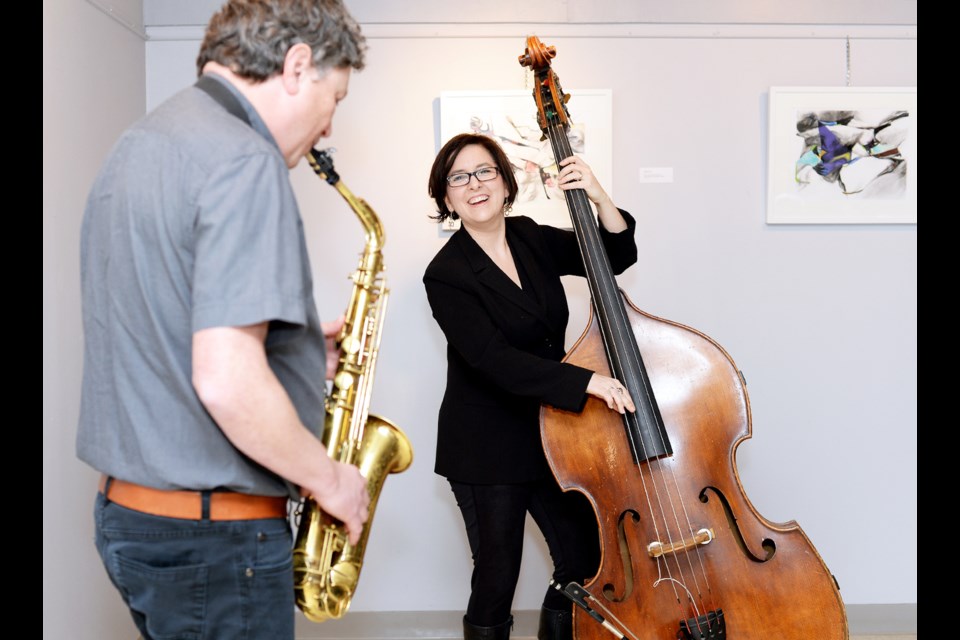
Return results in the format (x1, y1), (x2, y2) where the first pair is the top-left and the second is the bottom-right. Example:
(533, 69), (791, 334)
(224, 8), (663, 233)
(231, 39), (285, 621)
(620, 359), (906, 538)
(280, 43), (314, 94)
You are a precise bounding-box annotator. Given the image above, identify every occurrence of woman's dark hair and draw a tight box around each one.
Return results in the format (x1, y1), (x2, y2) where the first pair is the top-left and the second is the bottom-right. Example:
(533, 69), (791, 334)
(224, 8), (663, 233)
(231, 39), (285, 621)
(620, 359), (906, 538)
(428, 133), (519, 222)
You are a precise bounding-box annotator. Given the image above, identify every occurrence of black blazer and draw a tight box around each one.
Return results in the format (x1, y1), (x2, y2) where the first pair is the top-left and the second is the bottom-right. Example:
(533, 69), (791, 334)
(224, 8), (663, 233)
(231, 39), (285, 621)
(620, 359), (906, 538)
(423, 212), (638, 483)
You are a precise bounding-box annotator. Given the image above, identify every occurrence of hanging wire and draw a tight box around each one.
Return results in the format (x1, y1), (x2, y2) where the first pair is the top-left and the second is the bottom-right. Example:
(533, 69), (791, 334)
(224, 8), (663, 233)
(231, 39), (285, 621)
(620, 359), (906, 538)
(845, 36), (852, 86)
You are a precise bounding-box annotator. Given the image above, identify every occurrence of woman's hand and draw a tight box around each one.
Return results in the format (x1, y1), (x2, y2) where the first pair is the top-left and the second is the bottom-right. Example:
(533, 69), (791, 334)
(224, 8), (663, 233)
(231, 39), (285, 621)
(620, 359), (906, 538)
(586, 373), (636, 415)
(558, 156), (610, 206)
(557, 156), (627, 232)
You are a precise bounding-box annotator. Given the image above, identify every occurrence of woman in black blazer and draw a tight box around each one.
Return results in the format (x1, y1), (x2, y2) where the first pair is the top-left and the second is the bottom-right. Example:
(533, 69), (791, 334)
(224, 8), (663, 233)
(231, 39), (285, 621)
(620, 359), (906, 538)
(423, 133), (637, 640)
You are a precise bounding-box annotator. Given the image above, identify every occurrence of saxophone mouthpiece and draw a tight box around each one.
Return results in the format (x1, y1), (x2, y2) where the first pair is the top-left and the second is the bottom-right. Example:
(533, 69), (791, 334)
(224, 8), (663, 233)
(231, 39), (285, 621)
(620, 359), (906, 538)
(308, 148), (340, 185)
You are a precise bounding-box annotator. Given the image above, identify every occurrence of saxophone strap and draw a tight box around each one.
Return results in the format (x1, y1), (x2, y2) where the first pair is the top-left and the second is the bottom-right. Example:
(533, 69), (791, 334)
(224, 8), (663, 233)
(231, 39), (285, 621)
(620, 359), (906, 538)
(195, 74), (252, 127)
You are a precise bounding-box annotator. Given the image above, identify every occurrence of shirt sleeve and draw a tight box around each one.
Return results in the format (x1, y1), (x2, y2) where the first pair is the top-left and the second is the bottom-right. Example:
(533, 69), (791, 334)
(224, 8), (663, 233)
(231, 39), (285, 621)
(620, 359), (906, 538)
(191, 152), (310, 332)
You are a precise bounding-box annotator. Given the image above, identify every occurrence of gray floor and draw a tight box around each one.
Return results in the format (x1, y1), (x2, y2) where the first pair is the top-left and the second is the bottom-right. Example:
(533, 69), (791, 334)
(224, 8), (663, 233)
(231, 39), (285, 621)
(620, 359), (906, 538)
(293, 606), (918, 639)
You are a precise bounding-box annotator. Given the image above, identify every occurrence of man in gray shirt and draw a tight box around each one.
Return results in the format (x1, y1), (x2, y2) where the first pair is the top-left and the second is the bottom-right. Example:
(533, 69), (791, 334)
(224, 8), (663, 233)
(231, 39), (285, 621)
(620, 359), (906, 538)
(77, 1), (370, 637)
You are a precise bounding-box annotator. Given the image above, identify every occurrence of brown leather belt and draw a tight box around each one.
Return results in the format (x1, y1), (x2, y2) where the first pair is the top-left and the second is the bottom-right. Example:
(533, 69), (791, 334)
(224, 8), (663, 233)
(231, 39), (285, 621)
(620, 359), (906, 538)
(99, 475), (288, 521)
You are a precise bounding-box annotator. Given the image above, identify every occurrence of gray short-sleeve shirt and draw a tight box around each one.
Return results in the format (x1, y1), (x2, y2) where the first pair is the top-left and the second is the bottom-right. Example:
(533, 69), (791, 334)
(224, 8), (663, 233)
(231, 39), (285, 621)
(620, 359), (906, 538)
(76, 75), (325, 497)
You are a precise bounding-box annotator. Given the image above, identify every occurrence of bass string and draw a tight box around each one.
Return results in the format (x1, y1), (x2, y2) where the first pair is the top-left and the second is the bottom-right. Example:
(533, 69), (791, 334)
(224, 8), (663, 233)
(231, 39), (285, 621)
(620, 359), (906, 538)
(545, 119), (718, 632)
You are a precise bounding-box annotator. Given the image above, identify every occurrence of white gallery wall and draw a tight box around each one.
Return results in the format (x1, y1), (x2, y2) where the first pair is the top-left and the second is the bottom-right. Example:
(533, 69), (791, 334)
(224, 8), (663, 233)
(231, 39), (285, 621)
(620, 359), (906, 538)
(44, 1), (916, 638)
(43, 0), (147, 638)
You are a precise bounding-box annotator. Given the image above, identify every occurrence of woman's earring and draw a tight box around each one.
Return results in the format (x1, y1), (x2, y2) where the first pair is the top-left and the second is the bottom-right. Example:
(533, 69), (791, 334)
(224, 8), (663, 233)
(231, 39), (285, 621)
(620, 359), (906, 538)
(503, 202), (513, 216)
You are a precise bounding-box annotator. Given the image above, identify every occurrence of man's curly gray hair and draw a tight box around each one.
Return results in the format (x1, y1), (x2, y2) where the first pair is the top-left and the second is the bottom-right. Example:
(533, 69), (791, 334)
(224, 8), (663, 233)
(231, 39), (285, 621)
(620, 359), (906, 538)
(196, 0), (366, 81)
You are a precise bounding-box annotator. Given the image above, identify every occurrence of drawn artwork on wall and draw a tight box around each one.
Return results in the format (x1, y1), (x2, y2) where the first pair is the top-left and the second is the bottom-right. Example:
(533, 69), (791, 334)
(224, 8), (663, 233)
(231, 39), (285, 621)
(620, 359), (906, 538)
(766, 86), (917, 224)
(439, 90), (613, 230)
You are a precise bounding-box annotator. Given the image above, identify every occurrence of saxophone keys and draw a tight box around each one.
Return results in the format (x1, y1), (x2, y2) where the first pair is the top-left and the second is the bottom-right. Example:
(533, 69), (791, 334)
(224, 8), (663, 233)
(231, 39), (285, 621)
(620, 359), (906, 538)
(341, 335), (362, 355)
(334, 371), (355, 390)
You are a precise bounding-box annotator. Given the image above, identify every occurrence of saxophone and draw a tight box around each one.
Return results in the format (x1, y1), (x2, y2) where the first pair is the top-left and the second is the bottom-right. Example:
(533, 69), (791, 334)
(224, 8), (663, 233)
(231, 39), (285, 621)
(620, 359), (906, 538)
(293, 148), (413, 622)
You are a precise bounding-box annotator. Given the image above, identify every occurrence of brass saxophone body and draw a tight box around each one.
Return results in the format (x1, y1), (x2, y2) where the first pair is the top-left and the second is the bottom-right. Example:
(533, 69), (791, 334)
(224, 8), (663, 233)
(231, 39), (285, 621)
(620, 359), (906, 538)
(293, 148), (413, 622)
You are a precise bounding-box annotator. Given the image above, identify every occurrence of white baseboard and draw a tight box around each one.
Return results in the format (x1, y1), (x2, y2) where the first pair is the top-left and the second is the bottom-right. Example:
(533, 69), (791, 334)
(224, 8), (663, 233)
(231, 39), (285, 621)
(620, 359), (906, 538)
(294, 604), (917, 639)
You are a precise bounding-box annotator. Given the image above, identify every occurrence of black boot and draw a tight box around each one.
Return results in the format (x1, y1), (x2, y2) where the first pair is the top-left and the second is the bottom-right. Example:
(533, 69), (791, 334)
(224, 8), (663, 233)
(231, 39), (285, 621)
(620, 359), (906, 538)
(538, 606), (573, 640)
(463, 614), (513, 640)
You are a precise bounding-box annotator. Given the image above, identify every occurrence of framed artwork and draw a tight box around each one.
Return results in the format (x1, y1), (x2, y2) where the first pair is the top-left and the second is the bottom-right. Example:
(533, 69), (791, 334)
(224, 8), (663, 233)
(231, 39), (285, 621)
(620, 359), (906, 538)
(439, 89), (613, 230)
(766, 86), (917, 224)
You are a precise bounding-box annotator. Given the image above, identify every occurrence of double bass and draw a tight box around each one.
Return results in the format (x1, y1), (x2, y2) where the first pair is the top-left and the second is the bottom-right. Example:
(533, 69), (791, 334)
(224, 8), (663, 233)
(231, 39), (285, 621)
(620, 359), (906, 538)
(519, 37), (849, 640)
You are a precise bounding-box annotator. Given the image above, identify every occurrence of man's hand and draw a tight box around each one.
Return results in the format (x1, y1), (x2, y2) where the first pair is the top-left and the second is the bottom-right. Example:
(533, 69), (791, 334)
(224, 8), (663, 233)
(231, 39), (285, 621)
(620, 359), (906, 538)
(321, 315), (346, 381)
(307, 460), (370, 545)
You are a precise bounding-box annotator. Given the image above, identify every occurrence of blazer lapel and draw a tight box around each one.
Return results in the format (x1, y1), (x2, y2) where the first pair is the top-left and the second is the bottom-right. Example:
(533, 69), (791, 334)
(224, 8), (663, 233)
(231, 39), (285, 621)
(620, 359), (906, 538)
(452, 228), (548, 323)
(506, 222), (568, 336)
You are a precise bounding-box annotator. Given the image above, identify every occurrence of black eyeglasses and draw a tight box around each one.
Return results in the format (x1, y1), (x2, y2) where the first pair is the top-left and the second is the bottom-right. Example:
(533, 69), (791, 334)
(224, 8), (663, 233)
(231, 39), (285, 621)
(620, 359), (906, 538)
(446, 167), (500, 187)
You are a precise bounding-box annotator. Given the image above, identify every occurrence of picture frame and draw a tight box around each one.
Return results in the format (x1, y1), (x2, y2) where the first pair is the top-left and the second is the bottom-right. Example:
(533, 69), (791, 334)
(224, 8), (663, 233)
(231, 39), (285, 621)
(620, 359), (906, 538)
(439, 89), (613, 230)
(766, 86), (917, 225)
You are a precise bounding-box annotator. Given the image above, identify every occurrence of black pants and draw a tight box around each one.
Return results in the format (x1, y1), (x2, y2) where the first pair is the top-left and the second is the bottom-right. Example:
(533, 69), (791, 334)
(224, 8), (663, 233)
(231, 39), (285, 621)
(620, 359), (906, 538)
(450, 477), (601, 626)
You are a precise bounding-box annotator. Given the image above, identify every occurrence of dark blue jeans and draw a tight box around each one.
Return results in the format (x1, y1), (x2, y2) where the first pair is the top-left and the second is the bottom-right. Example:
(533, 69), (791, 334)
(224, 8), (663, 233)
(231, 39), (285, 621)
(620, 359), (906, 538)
(450, 478), (601, 627)
(94, 492), (294, 640)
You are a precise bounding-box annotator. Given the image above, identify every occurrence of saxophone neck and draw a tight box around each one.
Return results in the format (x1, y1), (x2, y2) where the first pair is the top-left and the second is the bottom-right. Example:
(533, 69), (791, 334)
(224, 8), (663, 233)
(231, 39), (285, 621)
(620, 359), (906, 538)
(333, 181), (385, 254)
(307, 148), (385, 252)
